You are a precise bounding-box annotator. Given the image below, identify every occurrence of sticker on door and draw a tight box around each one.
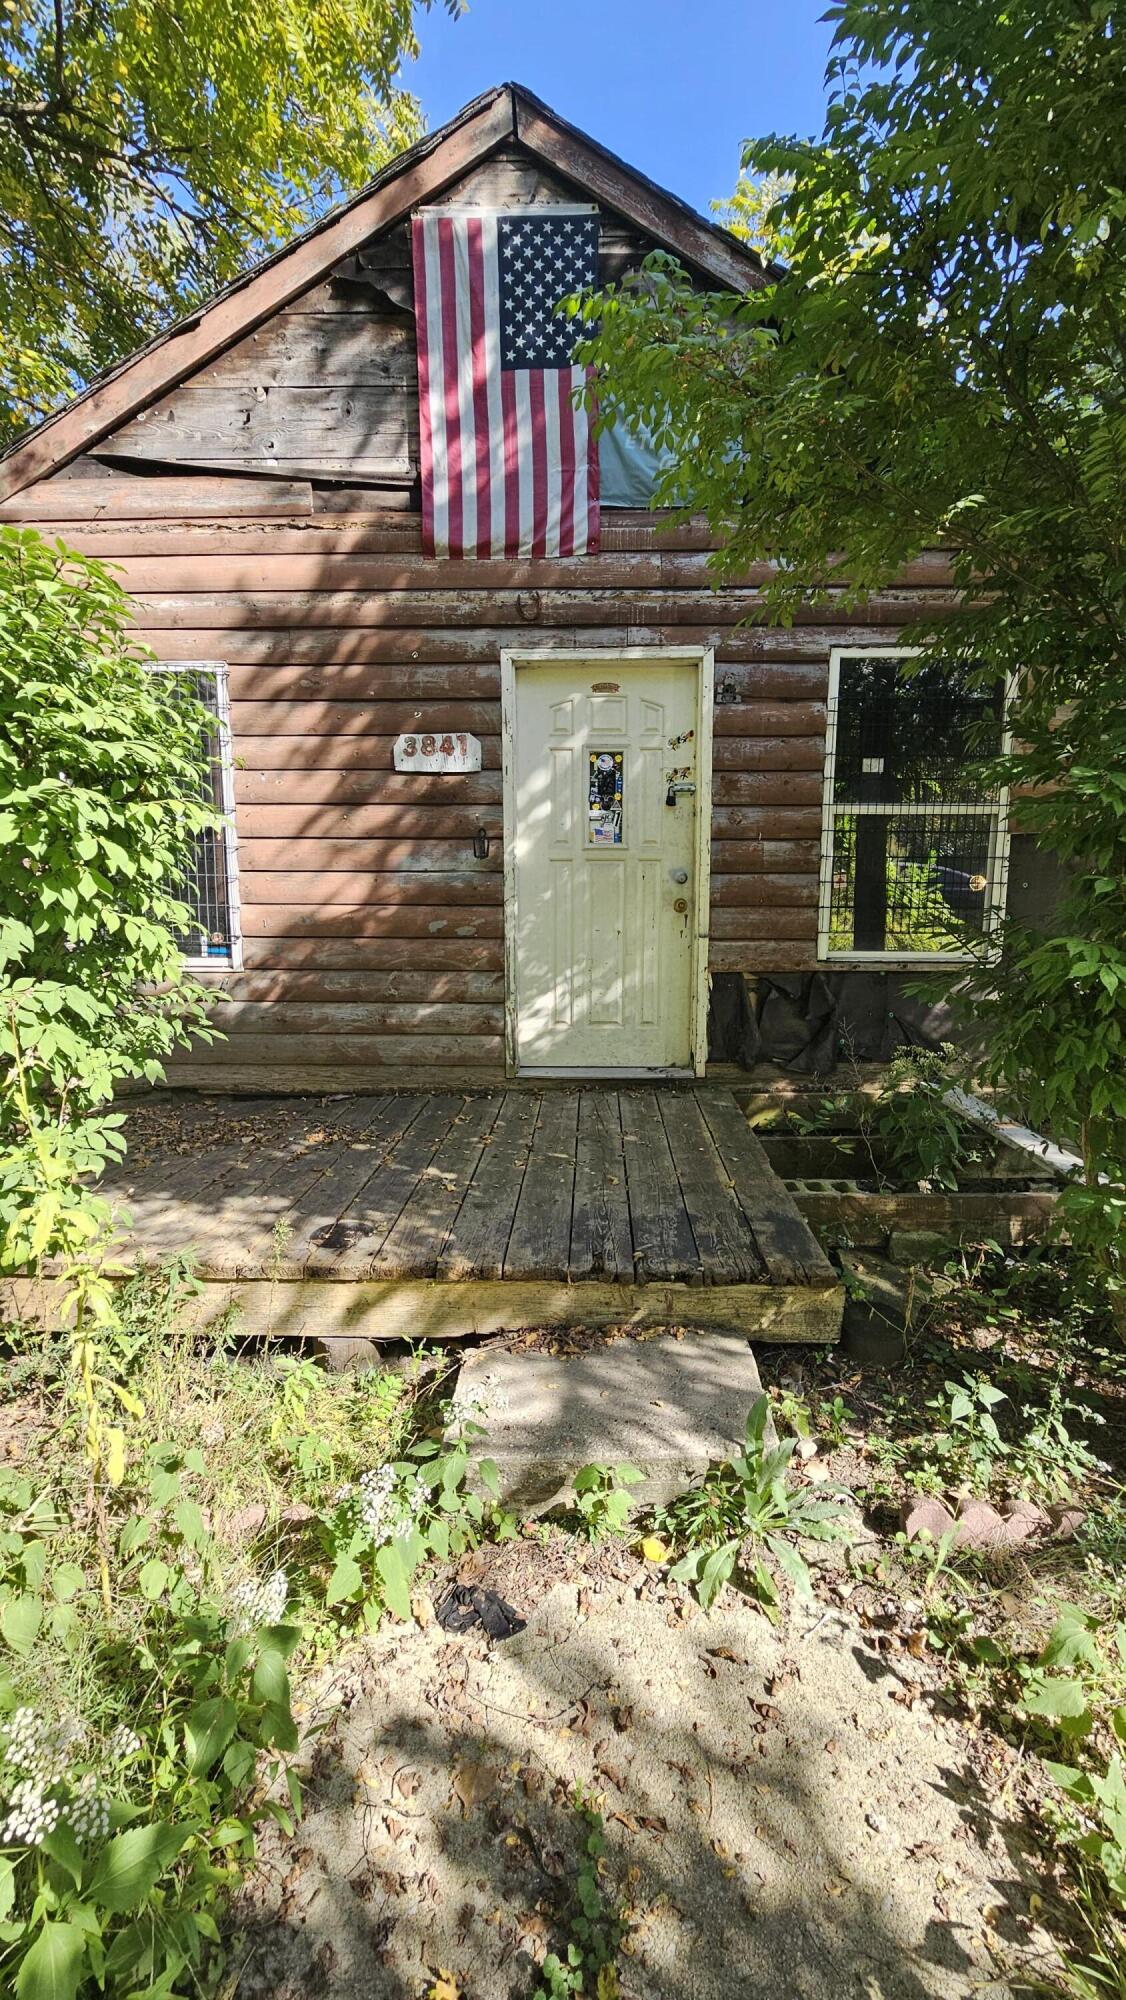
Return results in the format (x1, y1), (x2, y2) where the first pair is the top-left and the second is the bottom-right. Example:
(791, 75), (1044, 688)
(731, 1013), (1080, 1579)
(588, 750), (623, 845)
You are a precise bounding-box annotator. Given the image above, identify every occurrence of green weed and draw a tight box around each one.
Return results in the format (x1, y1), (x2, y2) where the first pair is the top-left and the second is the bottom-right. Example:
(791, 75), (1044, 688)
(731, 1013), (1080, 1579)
(650, 1397), (850, 1617)
(570, 1464), (643, 1544)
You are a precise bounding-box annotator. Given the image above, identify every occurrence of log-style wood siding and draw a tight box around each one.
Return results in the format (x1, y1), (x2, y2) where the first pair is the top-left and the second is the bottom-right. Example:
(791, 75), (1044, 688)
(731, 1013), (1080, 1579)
(0, 127), (949, 1086)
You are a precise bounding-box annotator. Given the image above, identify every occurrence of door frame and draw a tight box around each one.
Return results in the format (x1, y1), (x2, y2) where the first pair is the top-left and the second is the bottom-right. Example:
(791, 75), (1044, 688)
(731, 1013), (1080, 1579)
(499, 645), (714, 1079)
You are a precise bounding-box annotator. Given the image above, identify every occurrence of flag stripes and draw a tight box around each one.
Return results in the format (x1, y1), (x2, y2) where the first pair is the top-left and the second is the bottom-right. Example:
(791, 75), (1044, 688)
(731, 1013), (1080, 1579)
(412, 209), (599, 559)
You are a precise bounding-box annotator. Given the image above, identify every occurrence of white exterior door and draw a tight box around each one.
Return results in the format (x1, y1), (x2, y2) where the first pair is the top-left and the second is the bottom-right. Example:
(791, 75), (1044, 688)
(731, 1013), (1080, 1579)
(505, 654), (708, 1072)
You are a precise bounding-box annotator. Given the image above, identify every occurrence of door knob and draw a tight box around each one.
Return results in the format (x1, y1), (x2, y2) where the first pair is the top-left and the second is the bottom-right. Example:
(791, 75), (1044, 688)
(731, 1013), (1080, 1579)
(673, 897), (689, 914)
(670, 868), (689, 884)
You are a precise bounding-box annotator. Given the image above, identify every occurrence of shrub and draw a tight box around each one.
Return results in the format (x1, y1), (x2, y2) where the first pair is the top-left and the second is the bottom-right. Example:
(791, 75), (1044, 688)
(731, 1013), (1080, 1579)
(0, 524), (220, 1274)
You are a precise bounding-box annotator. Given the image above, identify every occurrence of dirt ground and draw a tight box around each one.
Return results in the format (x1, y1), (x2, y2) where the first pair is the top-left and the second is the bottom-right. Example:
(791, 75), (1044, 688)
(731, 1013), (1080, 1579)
(235, 1529), (1054, 2000)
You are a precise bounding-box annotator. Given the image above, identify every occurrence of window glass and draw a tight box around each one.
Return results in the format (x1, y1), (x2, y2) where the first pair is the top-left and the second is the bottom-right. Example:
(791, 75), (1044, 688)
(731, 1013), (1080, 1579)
(155, 667), (237, 965)
(820, 655), (1006, 959)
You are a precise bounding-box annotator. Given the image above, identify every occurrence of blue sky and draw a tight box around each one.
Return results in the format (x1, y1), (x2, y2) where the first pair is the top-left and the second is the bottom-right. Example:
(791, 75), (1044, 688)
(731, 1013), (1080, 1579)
(405, 1), (835, 215)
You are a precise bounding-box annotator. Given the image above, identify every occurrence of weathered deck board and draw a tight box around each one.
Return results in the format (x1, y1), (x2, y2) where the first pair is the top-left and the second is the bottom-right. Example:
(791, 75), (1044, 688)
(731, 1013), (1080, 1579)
(568, 1092), (633, 1284)
(310, 1092), (463, 1276)
(504, 1093), (580, 1281)
(436, 1091), (539, 1280)
(619, 1089), (702, 1283)
(372, 1092), (502, 1277)
(657, 1094), (766, 1284)
(694, 1089), (837, 1287)
(267, 1094), (424, 1271)
(96, 1089), (838, 1315)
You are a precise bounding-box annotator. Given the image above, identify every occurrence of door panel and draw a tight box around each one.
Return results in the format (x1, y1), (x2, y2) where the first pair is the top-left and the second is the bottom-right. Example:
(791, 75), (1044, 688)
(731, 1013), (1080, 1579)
(512, 660), (700, 1070)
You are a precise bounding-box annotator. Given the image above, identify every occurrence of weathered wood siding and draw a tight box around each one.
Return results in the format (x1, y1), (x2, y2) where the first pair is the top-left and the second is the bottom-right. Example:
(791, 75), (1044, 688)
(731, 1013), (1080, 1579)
(0, 141), (952, 1087)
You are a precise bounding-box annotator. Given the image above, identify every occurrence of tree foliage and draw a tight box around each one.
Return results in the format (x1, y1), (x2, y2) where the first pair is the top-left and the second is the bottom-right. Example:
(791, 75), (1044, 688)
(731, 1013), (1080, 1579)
(0, 0), (457, 442)
(580, 0), (1126, 1307)
(0, 527), (218, 1270)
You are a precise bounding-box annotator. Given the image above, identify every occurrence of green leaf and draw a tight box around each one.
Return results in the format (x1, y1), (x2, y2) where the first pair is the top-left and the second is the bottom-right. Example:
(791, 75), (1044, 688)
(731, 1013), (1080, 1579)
(252, 1647), (290, 1709)
(767, 1536), (813, 1601)
(0, 1594), (42, 1655)
(84, 1823), (187, 1914)
(1039, 1609), (1101, 1671)
(183, 1695), (239, 1776)
(173, 1500), (207, 1550)
(375, 1540), (413, 1621)
(15, 1920), (87, 2000)
(696, 1542), (737, 1611)
(258, 1623), (300, 1660)
(49, 1565), (84, 1604)
(325, 1554), (363, 1607)
(41, 1822), (83, 1886)
(1024, 1675), (1093, 1736)
(137, 1558), (170, 1601)
(259, 1701), (298, 1753)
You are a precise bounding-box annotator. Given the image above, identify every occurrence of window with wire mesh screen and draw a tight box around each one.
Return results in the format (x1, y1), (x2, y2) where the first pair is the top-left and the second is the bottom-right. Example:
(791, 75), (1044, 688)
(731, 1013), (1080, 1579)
(819, 652), (1008, 959)
(158, 667), (237, 964)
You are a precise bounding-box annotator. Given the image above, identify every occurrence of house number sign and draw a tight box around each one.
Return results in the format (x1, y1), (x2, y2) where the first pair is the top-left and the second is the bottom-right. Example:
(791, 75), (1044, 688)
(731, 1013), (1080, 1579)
(393, 730), (481, 774)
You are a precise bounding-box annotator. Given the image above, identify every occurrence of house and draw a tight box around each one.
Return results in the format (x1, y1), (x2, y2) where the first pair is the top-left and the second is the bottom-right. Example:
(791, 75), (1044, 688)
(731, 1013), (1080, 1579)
(0, 83), (1038, 1091)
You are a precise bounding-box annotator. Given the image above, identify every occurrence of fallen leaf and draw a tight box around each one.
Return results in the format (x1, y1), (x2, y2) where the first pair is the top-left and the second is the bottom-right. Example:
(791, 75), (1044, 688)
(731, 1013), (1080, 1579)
(640, 1536), (668, 1563)
(451, 1761), (499, 1812)
(428, 1973), (460, 2000)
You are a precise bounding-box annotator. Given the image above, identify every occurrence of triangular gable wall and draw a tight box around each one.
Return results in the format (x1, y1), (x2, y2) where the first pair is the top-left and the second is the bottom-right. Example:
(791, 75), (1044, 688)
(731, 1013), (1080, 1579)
(0, 84), (766, 505)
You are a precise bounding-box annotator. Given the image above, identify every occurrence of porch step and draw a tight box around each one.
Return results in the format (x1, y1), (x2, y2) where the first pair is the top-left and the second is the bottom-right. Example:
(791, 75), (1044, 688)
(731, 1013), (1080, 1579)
(0, 1087), (844, 1348)
(449, 1329), (769, 1509)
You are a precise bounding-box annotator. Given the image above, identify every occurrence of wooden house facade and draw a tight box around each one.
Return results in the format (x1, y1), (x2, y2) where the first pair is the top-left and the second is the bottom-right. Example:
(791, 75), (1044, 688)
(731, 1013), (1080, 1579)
(0, 84), (1030, 1092)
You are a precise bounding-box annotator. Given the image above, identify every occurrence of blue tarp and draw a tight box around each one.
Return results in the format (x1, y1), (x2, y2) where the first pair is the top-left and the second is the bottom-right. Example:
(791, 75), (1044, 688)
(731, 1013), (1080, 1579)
(599, 418), (678, 507)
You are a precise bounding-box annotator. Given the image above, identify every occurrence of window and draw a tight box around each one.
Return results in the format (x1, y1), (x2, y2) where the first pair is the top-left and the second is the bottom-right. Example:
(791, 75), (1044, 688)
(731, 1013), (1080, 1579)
(150, 663), (241, 969)
(818, 649), (1009, 963)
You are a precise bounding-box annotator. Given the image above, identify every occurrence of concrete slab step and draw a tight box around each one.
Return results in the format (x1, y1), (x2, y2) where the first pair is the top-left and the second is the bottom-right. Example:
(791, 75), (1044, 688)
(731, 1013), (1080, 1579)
(450, 1330), (766, 1511)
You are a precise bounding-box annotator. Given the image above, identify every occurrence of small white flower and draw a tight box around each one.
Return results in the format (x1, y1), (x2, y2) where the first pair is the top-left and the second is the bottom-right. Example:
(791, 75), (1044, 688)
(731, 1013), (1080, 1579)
(0, 1777), (61, 1846)
(358, 1465), (397, 1540)
(227, 1567), (289, 1638)
(0, 1710), (85, 1786)
(106, 1724), (142, 1762)
(63, 1771), (110, 1844)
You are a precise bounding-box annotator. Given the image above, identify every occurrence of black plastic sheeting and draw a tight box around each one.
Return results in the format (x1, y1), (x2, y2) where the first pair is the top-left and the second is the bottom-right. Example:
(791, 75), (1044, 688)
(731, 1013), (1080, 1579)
(707, 970), (965, 1077)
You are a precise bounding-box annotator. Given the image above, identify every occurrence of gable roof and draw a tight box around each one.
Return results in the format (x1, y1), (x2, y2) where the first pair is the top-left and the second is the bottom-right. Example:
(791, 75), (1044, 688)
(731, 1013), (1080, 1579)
(0, 82), (770, 504)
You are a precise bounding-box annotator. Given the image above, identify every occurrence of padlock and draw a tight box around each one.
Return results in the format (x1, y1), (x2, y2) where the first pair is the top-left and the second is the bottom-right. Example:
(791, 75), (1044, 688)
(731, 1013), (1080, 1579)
(666, 783), (677, 807)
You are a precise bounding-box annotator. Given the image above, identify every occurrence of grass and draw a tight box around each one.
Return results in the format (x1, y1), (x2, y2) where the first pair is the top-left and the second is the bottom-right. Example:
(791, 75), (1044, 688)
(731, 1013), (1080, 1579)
(0, 1258), (450, 1736)
(4, 1239), (1126, 1997)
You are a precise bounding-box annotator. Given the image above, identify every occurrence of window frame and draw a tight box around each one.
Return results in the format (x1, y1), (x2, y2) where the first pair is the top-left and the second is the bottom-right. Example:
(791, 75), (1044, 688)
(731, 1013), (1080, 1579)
(816, 645), (1012, 967)
(148, 660), (243, 972)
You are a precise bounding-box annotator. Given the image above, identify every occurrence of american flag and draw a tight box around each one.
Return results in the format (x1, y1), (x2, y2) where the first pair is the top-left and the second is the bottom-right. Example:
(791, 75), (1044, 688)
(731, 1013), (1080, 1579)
(412, 208), (600, 559)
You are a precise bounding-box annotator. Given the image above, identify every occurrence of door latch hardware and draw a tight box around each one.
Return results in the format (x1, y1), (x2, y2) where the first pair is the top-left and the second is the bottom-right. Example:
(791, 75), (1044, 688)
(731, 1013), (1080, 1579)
(473, 826), (491, 859)
(673, 897), (689, 914)
(665, 780), (697, 806)
(670, 868), (689, 884)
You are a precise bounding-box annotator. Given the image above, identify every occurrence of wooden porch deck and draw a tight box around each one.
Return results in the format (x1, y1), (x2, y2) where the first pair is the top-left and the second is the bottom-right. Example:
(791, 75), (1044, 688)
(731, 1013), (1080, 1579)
(93, 1088), (842, 1347)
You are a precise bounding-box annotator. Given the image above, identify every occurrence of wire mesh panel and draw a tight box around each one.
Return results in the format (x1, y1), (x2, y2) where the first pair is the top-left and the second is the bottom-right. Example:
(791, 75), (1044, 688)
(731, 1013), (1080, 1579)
(162, 669), (236, 964)
(820, 654), (1006, 958)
